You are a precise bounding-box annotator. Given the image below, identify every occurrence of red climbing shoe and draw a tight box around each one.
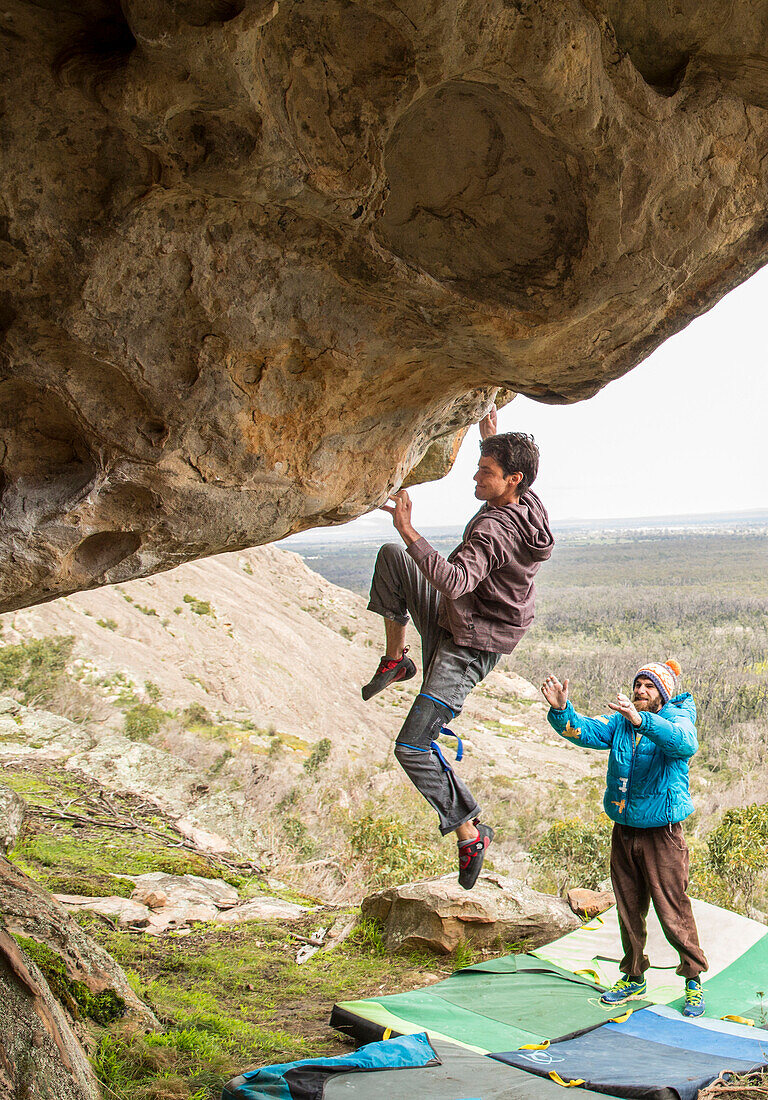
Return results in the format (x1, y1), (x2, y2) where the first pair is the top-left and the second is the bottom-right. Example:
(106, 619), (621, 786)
(458, 824), (494, 890)
(361, 648), (417, 701)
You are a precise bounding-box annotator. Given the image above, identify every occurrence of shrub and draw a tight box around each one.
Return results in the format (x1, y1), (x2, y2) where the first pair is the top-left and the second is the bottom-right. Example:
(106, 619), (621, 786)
(124, 703), (166, 741)
(531, 816), (612, 895)
(183, 702), (212, 726)
(282, 815), (315, 857)
(0, 636), (75, 704)
(182, 594), (215, 616)
(304, 738), (331, 775)
(348, 813), (451, 888)
(134, 604), (158, 617)
(97, 619), (119, 631)
(706, 803), (768, 911)
(144, 681), (162, 703)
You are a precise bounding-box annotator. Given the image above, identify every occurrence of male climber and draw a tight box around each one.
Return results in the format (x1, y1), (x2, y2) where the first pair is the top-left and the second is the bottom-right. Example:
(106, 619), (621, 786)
(541, 660), (708, 1017)
(362, 407), (554, 889)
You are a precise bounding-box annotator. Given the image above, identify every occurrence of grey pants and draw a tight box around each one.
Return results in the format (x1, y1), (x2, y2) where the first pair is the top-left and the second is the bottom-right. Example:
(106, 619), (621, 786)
(367, 543), (501, 835)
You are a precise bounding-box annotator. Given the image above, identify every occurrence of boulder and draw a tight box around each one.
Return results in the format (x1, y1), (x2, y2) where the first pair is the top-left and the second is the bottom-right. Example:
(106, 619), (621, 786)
(144, 904), (220, 935)
(52, 895), (153, 930)
(5, 2), (768, 610)
(567, 887), (615, 919)
(0, 783), (25, 854)
(131, 872), (240, 910)
(55, 873), (312, 933)
(363, 872), (580, 954)
(176, 818), (232, 855)
(0, 698), (94, 760)
(0, 926), (99, 1100)
(216, 896), (310, 924)
(57, 873), (240, 934)
(0, 854), (157, 1029)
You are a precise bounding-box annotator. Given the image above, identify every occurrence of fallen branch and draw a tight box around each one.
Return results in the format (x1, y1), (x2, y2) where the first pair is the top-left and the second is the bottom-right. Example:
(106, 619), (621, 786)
(30, 797), (267, 879)
(33, 810), (138, 831)
(699, 1072), (768, 1098)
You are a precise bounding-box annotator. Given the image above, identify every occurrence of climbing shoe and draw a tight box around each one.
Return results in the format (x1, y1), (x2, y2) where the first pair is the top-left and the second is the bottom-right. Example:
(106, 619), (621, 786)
(458, 823), (494, 891)
(361, 648), (416, 700)
(600, 975), (647, 1006)
(682, 978), (705, 1018)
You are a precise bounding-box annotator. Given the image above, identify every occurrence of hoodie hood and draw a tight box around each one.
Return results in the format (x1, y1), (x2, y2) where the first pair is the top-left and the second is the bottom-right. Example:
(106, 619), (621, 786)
(480, 490), (554, 562)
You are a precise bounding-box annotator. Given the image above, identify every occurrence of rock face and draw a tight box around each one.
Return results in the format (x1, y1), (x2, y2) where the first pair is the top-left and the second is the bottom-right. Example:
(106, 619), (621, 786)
(362, 872), (580, 954)
(3, 2), (768, 610)
(0, 927), (100, 1100)
(0, 783), (25, 854)
(0, 854), (157, 1029)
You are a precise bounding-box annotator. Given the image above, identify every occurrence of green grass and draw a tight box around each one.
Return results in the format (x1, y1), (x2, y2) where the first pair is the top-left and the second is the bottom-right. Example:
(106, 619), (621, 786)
(11, 830), (234, 886)
(1, 767), (97, 807)
(86, 915), (461, 1099)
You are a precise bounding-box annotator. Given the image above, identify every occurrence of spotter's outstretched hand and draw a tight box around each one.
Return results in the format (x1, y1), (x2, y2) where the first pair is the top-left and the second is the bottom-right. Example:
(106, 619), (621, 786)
(541, 675), (569, 710)
(608, 692), (642, 727)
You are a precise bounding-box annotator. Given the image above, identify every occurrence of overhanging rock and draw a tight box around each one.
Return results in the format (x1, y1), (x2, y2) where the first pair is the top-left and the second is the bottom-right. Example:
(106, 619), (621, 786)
(3, 0), (768, 610)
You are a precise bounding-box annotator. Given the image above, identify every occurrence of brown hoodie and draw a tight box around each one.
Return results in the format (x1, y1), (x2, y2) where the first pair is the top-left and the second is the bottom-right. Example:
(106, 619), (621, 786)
(406, 490), (554, 653)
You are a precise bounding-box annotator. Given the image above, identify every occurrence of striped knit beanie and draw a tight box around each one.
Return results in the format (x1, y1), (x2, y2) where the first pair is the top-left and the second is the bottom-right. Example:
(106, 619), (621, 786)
(633, 659), (682, 705)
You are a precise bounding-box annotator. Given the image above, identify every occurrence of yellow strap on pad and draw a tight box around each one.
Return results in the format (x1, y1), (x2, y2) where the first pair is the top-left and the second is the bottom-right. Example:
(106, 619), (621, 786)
(574, 968), (602, 984)
(549, 1071), (586, 1087)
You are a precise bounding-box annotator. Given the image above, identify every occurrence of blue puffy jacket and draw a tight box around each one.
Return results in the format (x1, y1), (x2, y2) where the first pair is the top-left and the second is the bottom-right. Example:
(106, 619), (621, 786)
(546, 693), (698, 827)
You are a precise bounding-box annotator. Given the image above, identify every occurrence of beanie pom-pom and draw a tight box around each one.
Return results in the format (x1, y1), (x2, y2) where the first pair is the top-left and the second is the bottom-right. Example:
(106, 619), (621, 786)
(665, 658), (682, 677)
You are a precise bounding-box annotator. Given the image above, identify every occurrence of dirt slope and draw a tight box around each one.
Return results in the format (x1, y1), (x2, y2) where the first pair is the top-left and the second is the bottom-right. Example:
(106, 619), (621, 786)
(3, 546), (602, 788)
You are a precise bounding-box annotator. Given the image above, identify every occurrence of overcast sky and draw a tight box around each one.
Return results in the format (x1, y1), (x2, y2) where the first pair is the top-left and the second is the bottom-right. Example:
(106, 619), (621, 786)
(287, 263), (768, 543)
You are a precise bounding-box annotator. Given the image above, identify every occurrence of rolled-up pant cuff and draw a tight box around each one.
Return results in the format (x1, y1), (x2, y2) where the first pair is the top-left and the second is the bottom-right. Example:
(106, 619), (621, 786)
(441, 807), (481, 836)
(366, 599), (409, 625)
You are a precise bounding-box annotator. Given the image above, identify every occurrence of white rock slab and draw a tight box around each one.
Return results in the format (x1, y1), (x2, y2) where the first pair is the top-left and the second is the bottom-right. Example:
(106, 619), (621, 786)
(216, 897), (310, 923)
(53, 895), (152, 928)
(131, 872), (239, 910)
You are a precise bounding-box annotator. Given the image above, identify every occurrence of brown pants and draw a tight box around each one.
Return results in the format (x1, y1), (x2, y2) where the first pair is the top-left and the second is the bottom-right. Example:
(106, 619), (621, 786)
(610, 822), (708, 980)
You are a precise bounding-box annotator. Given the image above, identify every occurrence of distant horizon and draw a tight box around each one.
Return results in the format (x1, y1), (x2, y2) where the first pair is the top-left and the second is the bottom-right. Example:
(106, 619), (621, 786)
(283, 504), (768, 546)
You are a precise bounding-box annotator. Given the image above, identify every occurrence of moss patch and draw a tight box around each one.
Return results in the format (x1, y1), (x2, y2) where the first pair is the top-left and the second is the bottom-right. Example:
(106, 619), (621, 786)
(14, 936), (126, 1025)
(11, 828), (236, 886)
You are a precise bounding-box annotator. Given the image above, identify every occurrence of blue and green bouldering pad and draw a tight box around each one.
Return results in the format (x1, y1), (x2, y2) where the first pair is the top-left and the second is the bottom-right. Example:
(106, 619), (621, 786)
(224, 900), (768, 1099)
(492, 1005), (768, 1100)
